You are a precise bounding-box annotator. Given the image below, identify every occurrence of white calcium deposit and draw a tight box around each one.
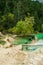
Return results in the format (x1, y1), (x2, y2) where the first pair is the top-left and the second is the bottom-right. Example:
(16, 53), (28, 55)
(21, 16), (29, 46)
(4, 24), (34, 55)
(0, 45), (43, 65)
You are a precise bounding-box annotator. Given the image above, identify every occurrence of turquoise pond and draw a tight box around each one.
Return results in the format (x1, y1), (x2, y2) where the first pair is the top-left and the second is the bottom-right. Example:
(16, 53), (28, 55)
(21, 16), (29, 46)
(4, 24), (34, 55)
(12, 35), (43, 51)
(13, 37), (32, 45)
(22, 40), (43, 51)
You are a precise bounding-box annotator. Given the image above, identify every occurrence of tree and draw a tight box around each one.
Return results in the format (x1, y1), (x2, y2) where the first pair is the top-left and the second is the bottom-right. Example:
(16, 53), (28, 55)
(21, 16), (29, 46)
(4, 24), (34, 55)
(10, 16), (34, 35)
(0, 0), (43, 34)
(0, 13), (15, 32)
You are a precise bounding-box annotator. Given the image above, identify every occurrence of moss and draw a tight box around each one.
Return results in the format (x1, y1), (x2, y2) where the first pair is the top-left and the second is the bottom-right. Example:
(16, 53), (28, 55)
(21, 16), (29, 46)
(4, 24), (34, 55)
(0, 40), (6, 45)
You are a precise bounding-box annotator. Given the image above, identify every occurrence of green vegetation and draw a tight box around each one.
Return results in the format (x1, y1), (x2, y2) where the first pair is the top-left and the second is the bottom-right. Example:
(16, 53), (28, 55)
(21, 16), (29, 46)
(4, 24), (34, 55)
(0, 0), (43, 34)
(0, 40), (6, 45)
(9, 17), (34, 35)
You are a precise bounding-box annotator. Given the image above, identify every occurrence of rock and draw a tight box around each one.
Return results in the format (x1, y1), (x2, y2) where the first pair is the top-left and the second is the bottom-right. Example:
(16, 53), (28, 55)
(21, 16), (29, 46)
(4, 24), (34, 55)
(3, 36), (14, 43)
(3, 43), (13, 48)
(0, 32), (3, 36)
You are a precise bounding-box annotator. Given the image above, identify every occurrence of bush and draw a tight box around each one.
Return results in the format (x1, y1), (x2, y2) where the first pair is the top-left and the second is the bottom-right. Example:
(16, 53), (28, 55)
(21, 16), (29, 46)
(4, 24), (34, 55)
(10, 16), (34, 35)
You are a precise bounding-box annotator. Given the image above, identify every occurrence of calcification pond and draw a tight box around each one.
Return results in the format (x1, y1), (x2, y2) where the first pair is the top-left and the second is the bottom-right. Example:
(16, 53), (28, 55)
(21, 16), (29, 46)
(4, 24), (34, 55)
(0, 35), (43, 65)
(22, 40), (43, 51)
(13, 36), (33, 45)
(35, 40), (43, 45)
(0, 35), (43, 52)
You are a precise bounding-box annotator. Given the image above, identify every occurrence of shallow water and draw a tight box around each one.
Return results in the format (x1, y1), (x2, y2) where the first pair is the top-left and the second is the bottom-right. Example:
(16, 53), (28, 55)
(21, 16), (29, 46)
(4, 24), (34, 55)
(35, 40), (43, 45)
(13, 37), (32, 45)
(23, 40), (43, 51)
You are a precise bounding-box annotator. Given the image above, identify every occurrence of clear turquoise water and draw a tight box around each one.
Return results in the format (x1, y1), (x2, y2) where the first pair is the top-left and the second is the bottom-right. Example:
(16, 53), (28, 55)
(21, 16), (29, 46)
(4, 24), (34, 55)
(35, 34), (43, 39)
(13, 37), (32, 45)
(23, 40), (43, 51)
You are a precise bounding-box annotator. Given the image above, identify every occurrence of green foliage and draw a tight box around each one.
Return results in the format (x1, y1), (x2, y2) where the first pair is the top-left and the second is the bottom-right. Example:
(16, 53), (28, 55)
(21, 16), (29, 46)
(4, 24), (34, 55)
(11, 16), (34, 35)
(41, 24), (43, 32)
(0, 0), (43, 34)
(0, 13), (15, 32)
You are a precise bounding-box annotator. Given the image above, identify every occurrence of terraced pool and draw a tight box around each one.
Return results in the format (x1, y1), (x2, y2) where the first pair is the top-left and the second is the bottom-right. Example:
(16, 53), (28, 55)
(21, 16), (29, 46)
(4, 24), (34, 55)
(22, 40), (43, 51)
(13, 37), (32, 45)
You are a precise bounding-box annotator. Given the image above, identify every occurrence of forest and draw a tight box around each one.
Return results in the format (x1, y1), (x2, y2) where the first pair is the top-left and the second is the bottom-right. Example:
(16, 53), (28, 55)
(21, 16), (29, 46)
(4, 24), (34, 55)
(0, 0), (43, 35)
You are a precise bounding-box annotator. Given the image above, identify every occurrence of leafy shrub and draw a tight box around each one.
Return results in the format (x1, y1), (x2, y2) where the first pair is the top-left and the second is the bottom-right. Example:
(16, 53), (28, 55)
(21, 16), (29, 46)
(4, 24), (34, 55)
(10, 16), (34, 35)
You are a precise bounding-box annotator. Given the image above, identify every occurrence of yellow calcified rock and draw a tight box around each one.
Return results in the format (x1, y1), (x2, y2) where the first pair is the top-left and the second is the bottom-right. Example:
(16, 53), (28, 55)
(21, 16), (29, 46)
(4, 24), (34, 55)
(3, 43), (13, 48)
(0, 45), (43, 65)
